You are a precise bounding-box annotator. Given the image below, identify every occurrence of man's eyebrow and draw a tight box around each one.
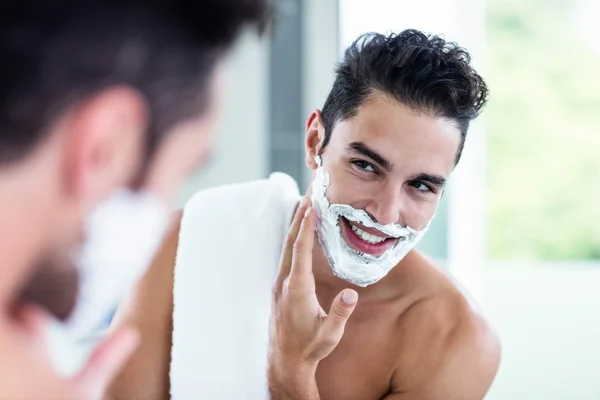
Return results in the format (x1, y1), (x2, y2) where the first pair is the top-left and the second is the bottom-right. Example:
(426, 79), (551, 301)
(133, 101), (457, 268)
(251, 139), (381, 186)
(410, 172), (447, 187)
(346, 141), (392, 172)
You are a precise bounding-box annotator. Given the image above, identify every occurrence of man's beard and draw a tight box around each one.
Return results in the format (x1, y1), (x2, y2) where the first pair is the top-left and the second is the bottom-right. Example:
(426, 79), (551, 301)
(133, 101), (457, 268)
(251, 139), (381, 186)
(17, 251), (79, 321)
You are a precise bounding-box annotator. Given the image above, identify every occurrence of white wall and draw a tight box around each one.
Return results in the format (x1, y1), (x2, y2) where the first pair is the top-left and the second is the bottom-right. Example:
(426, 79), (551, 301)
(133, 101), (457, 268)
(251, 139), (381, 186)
(301, 0), (340, 187)
(177, 30), (271, 207)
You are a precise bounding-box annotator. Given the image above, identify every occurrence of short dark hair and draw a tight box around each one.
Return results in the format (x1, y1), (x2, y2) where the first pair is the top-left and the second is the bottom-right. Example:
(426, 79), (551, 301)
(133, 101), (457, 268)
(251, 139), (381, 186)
(320, 29), (488, 165)
(0, 0), (272, 164)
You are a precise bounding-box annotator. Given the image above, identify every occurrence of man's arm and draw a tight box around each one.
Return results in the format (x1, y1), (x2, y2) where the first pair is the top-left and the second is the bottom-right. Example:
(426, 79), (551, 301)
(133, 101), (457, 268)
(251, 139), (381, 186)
(107, 211), (183, 400)
(385, 315), (501, 400)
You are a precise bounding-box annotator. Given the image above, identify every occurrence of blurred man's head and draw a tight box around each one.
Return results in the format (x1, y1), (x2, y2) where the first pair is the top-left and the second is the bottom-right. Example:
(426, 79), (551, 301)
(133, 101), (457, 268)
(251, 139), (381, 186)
(0, 0), (271, 319)
(304, 30), (488, 285)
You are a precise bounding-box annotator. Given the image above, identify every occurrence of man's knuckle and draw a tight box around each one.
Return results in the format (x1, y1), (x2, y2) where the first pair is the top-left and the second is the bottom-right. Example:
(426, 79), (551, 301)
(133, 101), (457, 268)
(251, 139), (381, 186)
(281, 277), (291, 292)
(292, 240), (305, 253)
(283, 235), (294, 249)
(333, 304), (350, 318)
(271, 283), (280, 298)
(318, 334), (337, 349)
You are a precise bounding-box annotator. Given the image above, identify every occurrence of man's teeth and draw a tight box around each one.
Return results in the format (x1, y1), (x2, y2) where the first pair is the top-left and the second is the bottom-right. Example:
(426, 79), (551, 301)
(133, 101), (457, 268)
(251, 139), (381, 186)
(351, 224), (387, 244)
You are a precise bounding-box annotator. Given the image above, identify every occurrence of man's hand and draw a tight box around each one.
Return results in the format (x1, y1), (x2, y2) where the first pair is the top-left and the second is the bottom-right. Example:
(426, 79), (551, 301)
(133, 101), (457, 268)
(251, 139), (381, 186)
(268, 198), (358, 399)
(0, 303), (138, 400)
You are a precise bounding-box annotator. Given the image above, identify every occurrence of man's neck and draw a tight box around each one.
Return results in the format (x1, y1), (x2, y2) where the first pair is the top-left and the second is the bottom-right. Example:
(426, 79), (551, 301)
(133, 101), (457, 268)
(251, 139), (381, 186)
(0, 168), (47, 308)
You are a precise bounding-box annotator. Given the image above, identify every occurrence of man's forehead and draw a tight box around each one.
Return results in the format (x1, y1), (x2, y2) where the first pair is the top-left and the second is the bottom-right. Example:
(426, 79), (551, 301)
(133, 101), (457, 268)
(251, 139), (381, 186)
(331, 109), (460, 174)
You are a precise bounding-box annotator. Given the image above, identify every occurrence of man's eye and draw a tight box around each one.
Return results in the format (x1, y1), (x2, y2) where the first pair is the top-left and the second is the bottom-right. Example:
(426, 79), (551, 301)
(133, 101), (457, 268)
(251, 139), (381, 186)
(410, 181), (432, 193)
(351, 159), (376, 173)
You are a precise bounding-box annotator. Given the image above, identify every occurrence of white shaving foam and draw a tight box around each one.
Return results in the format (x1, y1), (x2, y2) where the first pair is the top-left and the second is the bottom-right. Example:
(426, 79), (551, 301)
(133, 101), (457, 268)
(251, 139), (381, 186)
(311, 156), (432, 287)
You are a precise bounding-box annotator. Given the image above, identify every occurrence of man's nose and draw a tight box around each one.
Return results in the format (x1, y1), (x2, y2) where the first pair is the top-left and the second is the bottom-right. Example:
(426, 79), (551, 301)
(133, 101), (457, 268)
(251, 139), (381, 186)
(364, 183), (408, 226)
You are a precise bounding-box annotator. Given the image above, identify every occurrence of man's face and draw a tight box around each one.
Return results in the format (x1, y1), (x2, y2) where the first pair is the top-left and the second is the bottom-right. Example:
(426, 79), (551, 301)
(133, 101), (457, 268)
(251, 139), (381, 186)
(19, 63), (228, 320)
(306, 92), (460, 259)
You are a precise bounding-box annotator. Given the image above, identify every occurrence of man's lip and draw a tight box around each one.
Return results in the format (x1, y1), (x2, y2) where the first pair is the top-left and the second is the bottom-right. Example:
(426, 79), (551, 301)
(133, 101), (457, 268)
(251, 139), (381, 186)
(344, 218), (395, 239)
(340, 217), (397, 256)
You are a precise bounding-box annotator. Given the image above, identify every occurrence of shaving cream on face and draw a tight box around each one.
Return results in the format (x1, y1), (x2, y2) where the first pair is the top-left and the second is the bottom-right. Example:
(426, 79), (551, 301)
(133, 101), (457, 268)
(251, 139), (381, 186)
(311, 156), (432, 287)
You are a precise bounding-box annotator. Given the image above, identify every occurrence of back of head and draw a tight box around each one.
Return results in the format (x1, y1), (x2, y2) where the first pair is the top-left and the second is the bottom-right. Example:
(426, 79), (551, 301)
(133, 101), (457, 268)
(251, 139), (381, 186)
(0, 0), (272, 163)
(321, 29), (488, 165)
(0, 0), (273, 325)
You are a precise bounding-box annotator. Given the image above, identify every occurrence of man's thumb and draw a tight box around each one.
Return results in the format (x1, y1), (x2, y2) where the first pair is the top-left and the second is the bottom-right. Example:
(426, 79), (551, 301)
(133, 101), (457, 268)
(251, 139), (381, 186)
(324, 289), (358, 336)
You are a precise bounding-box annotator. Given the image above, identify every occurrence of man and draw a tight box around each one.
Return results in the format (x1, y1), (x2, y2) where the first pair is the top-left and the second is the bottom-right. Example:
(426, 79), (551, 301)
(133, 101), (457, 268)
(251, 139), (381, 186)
(0, 0), (270, 398)
(111, 30), (501, 399)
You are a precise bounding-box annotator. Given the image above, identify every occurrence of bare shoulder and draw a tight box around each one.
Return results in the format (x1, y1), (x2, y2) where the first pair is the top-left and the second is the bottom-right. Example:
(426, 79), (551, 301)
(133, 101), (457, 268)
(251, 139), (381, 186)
(390, 252), (500, 400)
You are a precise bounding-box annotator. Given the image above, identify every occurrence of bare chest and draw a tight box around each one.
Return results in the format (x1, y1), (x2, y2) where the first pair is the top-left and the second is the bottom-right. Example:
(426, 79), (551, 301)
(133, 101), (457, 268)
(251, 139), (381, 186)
(314, 305), (404, 400)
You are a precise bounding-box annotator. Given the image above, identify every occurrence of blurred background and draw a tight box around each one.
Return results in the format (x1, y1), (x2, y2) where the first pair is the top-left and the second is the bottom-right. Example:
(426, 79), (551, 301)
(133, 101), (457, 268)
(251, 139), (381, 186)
(175, 0), (600, 398)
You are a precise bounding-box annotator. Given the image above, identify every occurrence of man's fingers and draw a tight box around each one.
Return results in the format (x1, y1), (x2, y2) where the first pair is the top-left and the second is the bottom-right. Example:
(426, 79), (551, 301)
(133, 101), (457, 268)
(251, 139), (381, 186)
(322, 289), (358, 342)
(275, 197), (310, 290)
(288, 206), (317, 288)
(74, 327), (139, 399)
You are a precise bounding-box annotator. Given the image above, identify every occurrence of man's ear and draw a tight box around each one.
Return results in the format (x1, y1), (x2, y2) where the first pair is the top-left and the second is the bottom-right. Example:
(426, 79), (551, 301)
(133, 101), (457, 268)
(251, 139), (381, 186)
(305, 109), (325, 170)
(62, 86), (148, 210)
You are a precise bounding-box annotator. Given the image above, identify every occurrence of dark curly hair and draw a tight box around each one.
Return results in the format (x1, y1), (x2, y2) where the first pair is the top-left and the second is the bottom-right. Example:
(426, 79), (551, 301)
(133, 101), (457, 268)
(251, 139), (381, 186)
(0, 0), (273, 164)
(320, 29), (489, 165)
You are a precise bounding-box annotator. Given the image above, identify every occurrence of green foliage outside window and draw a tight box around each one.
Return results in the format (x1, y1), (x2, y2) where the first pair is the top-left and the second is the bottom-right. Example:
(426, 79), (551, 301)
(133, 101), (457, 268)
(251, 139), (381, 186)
(486, 0), (600, 260)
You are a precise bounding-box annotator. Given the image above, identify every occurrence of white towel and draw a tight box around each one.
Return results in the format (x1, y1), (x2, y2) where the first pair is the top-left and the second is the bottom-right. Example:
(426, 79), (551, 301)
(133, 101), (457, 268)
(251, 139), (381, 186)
(170, 173), (300, 400)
